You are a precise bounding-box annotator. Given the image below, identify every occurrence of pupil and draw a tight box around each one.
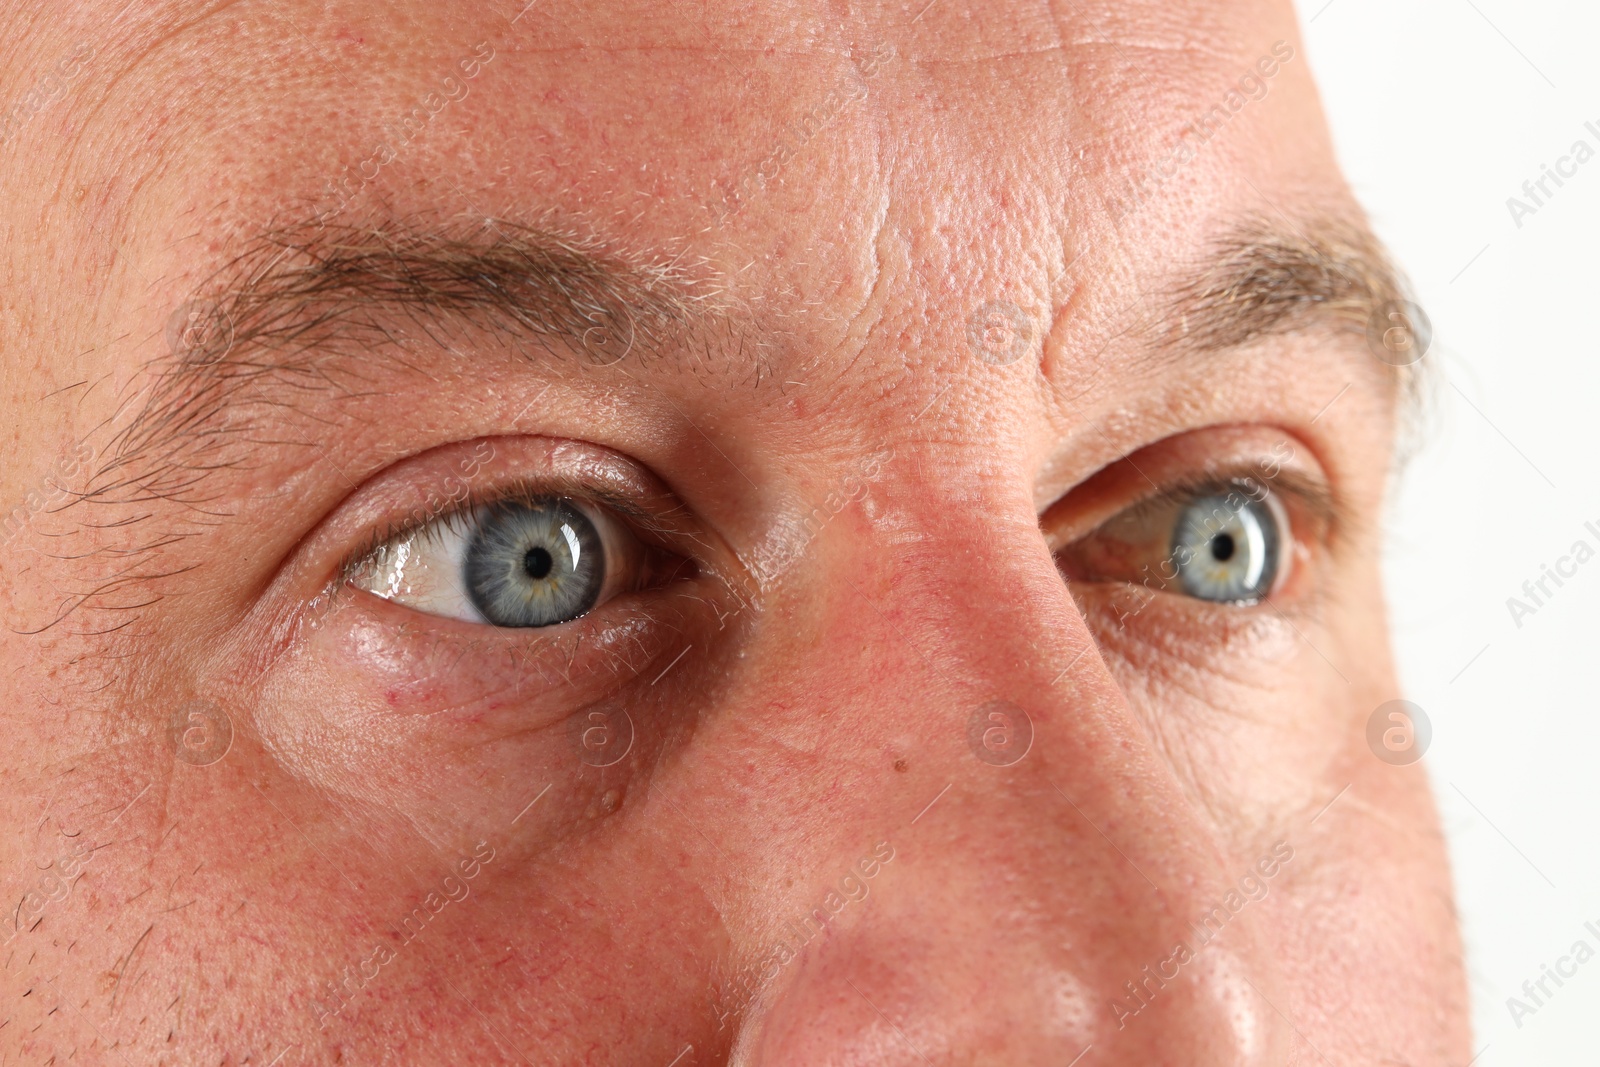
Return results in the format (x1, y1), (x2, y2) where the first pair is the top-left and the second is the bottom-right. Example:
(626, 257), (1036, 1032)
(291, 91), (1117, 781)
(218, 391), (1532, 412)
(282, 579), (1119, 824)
(1210, 532), (1236, 562)
(523, 546), (554, 580)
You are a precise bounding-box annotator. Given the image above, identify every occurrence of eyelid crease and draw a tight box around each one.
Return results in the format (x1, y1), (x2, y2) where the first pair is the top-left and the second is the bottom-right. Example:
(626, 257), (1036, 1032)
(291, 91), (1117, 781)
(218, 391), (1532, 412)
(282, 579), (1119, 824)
(1114, 469), (1335, 534)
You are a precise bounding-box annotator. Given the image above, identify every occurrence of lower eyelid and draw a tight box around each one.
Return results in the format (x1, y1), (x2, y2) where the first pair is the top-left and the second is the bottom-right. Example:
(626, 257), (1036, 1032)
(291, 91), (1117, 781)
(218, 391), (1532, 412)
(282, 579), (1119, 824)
(317, 588), (696, 729)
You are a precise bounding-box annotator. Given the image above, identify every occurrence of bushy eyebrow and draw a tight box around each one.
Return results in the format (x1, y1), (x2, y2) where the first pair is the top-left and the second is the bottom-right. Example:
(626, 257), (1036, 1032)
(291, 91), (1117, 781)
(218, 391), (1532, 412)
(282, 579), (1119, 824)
(211, 216), (708, 357)
(92, 215), (720, 510)
(92, 213), (1407, 514)
(1164, 217), (1408, 358)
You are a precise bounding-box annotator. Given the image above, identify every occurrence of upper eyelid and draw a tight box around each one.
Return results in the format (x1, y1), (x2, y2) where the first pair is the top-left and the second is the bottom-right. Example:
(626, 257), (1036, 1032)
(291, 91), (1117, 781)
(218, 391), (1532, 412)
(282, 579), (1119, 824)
(338, 472), (682, 585)
(1069, 467), (1338, 544)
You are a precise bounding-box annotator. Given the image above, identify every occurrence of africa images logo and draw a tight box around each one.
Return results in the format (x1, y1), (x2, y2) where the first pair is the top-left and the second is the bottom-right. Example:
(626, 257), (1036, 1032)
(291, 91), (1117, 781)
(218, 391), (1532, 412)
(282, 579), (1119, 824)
(710, 842), (896, 1029)
(1110, 841), (1294, 1030)
(1503, 515), (1600, 629)
(1505, 119), (1600, 229)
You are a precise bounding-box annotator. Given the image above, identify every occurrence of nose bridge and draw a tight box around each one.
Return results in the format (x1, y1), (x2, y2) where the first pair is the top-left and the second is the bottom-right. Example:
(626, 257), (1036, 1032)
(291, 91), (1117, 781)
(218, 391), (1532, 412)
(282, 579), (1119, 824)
(733, 472), (1293, 1065)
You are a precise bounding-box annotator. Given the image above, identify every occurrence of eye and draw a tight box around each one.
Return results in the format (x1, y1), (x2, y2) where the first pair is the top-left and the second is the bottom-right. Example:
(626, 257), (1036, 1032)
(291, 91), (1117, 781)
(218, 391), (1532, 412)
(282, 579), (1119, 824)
(1055, 479), (1292, 606)
(349, 493), (652, 626)
(1169, 491), (1283, 603)
(464, 499), (609, 626)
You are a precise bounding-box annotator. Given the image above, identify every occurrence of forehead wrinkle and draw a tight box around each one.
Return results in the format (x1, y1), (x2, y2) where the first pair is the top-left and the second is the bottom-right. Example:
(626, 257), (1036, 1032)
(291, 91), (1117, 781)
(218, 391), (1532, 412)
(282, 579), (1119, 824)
(88, 211), (736, 513)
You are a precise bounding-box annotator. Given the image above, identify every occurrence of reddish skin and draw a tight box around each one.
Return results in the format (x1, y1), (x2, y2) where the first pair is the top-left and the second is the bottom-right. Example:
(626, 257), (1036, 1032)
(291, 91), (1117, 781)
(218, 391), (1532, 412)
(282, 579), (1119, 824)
(0, 2), (1468, 1065)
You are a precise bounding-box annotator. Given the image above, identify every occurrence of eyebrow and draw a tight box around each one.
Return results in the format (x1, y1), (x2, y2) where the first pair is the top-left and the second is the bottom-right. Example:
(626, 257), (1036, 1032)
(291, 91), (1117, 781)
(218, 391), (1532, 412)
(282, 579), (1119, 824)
(1161, 216), (1408, 360)
(214, 216), (710, 359)
(93, 216), (719, 508)
(95, 213), (1407, 510)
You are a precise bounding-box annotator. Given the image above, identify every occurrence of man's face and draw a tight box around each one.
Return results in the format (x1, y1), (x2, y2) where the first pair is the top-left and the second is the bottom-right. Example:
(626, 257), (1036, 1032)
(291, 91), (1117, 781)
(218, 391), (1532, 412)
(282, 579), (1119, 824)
(0, 1), (1467, 1063)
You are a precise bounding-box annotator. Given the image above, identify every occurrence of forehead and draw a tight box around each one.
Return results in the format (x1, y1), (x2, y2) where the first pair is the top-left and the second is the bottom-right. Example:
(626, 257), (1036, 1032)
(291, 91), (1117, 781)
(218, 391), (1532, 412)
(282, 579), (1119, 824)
(21, 0), (1338, 371)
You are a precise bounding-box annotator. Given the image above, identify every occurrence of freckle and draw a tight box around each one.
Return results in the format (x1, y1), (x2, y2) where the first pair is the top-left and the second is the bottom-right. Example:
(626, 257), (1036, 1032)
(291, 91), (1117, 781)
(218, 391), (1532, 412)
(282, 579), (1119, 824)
(894, 759), (908, 773)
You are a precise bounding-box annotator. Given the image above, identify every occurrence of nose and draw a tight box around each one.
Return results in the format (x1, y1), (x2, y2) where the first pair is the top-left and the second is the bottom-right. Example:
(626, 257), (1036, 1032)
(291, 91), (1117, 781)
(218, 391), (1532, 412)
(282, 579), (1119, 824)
(728, 474), (1294, 1066)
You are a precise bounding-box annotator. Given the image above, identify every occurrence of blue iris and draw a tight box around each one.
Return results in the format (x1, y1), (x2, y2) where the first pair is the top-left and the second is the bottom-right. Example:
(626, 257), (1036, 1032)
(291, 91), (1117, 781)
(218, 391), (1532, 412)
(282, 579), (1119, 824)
(464, 499), (605, 626)
(1170, 492), (1280, 603)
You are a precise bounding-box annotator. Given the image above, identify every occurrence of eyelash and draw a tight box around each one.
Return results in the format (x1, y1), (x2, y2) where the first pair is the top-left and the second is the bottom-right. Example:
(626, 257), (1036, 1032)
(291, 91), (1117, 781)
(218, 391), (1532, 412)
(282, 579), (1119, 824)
(1052, 462), (1336, 607)
(332, 449), (1332, 622)
(1110, 469), (1331, 536)
(338, 476), (674, 590)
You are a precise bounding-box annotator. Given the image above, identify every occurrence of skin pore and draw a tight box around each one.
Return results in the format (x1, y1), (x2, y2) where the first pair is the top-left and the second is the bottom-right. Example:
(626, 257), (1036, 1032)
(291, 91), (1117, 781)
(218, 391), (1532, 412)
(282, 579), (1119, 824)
(0, 1), (1468, 1065)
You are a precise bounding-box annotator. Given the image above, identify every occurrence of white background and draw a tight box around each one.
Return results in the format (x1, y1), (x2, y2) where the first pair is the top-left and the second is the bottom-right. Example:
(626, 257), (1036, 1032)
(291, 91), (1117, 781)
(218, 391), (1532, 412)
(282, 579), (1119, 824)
(1293, 0), (1600, 1061)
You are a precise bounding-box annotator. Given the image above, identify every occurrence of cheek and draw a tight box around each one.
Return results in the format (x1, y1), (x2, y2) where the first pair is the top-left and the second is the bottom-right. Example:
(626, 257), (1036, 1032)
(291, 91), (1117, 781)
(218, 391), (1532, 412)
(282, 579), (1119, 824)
(245, 589), (714, 851)
(1270, 764), (1467, 1061)
(1071, 587), (1352, 831)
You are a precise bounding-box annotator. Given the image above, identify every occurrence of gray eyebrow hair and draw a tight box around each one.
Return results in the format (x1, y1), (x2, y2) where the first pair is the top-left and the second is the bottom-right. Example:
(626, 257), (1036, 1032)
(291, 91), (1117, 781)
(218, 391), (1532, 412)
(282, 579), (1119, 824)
(92, 215), (719, 509)
(1151, 216), (1428, 438)
(1164, 217), (1409, 358)
(91, 213), (1407, 514)
(213, 216), (708, 357)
